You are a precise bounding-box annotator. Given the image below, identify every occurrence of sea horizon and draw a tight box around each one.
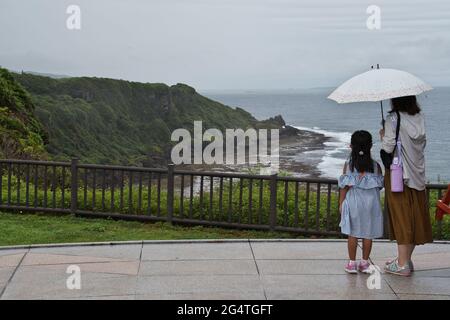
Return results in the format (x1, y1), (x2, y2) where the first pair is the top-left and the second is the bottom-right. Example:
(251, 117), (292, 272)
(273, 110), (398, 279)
(205, 87), (450, 183)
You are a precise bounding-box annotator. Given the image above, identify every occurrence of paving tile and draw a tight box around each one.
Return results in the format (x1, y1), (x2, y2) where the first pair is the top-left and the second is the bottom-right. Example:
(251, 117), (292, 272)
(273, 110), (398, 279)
(250, 242), (349, 260)
(267, 291), (397, 300)
(22, 253), (128, 266)
(366, 242), (398, 259)
(0, 249), (27, 257)
(257, 259), (372, 275)
(29, 245), (142, 260)
(139, 259), (258, 276)
(136, 275), (264, 295)
(397, 293), (450, 300)
(141, 242), (253, 261)
(0, 267), (15, 292)
(413, 268), (450, 278)
(372, 252), (450, 272)
(406, 253), (450, 270)
(135, 292), (266, 300)
(70, 294), (136, 300)
(0, 253), (25, 268)
(368, 242), (450, 259)
(384, 275), (450, 295)
(0, 241), (449, 300)
(1, 265), (137, 299)
(80, 261), (140, 276)
(410, 243), (450, 255)
(261, 274), (395, 298)
(21, 250), (139, 275)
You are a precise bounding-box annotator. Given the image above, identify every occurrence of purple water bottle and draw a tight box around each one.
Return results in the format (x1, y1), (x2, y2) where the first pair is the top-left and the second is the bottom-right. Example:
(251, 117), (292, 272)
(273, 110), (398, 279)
(390, 141), (404, 192)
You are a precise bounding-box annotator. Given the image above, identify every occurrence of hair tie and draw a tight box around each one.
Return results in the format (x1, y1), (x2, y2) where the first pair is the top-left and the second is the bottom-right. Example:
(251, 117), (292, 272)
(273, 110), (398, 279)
(358, 150), (364, 156)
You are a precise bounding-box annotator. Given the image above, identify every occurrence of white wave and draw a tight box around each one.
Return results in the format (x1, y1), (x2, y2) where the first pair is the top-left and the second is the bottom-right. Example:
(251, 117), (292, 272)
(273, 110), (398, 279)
(295, 125), (351, 146)
(294, 125), (352, 178)
(318, 156), (346, 179)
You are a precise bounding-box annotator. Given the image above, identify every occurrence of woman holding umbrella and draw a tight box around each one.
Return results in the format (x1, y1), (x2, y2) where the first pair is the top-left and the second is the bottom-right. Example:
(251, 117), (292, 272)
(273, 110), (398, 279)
(380, 95), (433, 276)
(329, 67), (434, 277)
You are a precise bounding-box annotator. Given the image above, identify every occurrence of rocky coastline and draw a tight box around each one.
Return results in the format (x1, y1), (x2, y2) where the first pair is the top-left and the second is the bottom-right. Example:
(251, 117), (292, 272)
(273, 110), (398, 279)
(175, 121), (330, 178)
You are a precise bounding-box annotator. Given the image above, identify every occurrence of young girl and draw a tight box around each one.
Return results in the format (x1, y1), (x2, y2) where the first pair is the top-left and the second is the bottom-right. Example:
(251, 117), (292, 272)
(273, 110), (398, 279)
(339, 130), (384, 274)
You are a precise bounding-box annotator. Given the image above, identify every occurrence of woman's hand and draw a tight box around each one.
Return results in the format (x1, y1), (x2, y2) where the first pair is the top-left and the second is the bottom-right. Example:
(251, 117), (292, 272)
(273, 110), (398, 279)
(379, 128), (385, 140)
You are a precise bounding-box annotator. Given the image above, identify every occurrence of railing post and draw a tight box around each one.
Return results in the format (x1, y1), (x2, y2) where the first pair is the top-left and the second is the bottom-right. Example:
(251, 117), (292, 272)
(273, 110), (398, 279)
(70, 158), (79, 216)
(269, 173), (278, 231)
(167, 163), (175, 224)
(437, 219), (442, 240)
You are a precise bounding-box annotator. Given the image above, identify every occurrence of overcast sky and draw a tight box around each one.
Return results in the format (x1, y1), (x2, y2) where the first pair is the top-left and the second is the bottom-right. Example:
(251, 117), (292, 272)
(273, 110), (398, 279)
(1, 0), (450, 90)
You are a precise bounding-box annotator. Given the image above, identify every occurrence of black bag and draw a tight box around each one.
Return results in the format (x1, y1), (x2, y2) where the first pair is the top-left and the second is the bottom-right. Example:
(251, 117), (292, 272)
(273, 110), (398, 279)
(380, 111), (401, 168)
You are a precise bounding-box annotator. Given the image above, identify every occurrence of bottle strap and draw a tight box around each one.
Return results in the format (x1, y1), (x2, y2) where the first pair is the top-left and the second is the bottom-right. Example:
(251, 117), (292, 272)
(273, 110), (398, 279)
(394, 110), (401, 143)
(395, 141), (403, 165)
(391, 111), (401, 155)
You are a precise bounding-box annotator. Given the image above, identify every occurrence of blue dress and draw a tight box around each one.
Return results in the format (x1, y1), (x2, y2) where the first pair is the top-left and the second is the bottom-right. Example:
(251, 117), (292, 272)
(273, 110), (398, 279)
(339, 161), (384, 239)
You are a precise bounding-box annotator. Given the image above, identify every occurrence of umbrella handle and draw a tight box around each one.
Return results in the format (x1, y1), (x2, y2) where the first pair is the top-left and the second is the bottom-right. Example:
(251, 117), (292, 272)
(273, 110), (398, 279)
(377, 64), (386, 129)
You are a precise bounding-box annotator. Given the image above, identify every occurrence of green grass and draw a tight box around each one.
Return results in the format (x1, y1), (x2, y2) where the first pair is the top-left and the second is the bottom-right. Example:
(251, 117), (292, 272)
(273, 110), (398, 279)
(0, 211), (298, 247)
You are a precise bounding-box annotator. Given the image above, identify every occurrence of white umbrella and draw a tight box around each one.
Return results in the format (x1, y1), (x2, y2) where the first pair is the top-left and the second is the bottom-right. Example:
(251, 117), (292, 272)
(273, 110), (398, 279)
(328, 66), (432, 126)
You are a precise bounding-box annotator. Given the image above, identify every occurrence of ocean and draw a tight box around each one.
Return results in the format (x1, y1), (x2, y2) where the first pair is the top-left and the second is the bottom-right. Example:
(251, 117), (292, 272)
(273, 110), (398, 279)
(204, 87), (450, 183)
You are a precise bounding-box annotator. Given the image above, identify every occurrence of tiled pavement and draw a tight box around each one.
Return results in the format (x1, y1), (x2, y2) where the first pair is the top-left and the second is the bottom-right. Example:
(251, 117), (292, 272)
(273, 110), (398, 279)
(0, 240), (449, 300)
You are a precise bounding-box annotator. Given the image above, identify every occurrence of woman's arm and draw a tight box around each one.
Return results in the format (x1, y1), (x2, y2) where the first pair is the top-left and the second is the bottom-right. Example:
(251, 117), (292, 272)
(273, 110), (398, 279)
(381, 115), (396, 153)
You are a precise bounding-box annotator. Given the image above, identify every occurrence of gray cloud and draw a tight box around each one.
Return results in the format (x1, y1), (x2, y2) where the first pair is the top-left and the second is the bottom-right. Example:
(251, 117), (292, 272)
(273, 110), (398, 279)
(0, 0), (449, 90)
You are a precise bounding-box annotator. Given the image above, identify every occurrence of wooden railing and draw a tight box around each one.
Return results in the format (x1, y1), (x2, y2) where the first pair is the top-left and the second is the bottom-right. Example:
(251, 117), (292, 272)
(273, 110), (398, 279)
(0, 158), (447, 239)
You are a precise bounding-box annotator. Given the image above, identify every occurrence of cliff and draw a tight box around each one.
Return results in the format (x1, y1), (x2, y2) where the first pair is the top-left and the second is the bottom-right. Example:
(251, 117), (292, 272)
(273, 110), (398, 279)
(13, 72), (288, 166)
(0, 68), (48, 159)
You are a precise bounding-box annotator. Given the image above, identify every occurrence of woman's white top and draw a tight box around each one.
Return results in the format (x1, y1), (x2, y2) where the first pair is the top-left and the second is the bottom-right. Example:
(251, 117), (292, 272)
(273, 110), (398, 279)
(382, 111), (427, 191)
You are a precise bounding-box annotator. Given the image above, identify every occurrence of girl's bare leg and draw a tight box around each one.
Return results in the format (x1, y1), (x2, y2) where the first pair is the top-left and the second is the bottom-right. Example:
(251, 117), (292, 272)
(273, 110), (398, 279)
(362, 239), (372, 260)
(347, 236), (358, 260)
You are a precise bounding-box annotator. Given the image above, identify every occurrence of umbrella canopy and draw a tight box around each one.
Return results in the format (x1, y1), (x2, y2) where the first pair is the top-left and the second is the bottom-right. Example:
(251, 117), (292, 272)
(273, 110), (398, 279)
(328, 68), (432, 104)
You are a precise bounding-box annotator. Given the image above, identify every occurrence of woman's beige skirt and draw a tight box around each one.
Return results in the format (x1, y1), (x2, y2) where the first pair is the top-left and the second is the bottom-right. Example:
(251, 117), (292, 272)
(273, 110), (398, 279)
(385, 170), (433, 245)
